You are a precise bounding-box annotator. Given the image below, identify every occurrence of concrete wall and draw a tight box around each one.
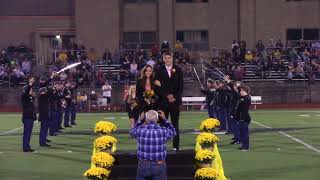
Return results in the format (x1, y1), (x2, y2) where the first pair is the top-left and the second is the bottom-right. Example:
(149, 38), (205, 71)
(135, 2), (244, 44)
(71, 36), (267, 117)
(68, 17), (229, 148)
(0, 16), (74, 50)
(123, 3), (157, 31)
(208, 0), (238, 49)
(75, 0), (120, 53)
(0, 0), (75, 16)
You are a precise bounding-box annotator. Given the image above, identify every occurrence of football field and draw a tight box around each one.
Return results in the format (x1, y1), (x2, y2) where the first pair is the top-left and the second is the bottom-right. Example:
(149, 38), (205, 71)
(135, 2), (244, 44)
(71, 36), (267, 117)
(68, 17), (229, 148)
(0, 110), (320, 180)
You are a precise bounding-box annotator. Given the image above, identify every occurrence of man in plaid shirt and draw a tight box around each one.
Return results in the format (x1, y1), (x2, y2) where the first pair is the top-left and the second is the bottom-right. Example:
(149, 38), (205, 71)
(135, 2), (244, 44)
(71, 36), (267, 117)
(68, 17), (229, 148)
(130, 110), (176, 180)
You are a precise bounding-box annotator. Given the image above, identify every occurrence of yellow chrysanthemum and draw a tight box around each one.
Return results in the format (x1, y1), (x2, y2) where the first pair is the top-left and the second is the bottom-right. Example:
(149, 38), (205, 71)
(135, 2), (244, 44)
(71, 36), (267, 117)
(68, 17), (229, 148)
(195, 167), (218, 180)
(83, 167), (110, 179)
(195, 149), (215, 162)
(92, 152), (115, 168)
(199, 118), (220, 132)
(196, 133), (220, 145)
(94, 121), (117, 134)
(94, 135), (117, 151)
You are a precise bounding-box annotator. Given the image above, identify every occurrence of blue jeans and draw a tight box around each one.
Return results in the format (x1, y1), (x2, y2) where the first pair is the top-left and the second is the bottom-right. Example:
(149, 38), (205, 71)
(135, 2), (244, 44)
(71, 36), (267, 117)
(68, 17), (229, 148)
(70, 105), (77, 124)
(64, 107), (71, 126)
(239, 121), (250, 149)
(49, 110), (58, 135)
(22, 118), (34, 151)
(136, 161), (167, 180)
(39, 119), (49, 145)
(232, 119), (240, 142)
(207, 106), (217, 118)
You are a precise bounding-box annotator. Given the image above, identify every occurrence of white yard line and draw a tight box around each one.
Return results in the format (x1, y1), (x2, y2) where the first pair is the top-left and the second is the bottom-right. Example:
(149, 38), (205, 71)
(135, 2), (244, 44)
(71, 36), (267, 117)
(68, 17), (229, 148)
(252, 121), (320, 154)
(278, 131), (320, 153)
(0, 121), (38, 136)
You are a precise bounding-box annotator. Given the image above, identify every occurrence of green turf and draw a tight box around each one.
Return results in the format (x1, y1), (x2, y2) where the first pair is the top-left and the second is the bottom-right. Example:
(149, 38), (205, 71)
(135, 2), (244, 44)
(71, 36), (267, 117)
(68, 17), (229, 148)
(0, 110), (320, 180)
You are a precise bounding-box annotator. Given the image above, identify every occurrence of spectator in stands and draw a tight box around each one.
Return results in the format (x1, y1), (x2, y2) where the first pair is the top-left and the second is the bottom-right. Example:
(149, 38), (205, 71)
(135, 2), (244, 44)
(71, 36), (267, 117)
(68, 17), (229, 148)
(245, 51), (253, 62)
(89, 91), (98, 111)
(87, 48), (97, 63)
(234, 65), (245, 81)
(77, 92), (87, 112)
(59, 71), (68, 81)
(58, 51), (68, 63)
(295, 65), (305, 79)
(103, 49), (112, 65)
(0, 65), (5, 79)
(102, 81), (112, 104)
(130, 60), (139, 78)
(256, 40), (265, 57)
(175, 40), (183, 50)
(146, 57), (156, 67)
(161, 41), (170, 53)
(96, 68), (105, 86)
(268, 38), (275, 48)
(273, 49), (282, 60)
(239, 41), (247, 62)
(275, 39), (284, 48)
(151, 44), (160, 58)
(11, 66), (25, 85)
(21, 59), (31, 75)
(287, 64), (294, 80)
(121, 56), (131, 70)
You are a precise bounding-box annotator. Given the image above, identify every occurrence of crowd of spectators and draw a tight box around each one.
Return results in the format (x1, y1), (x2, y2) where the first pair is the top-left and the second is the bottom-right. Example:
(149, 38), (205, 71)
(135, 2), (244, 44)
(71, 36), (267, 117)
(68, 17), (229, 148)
(0, 45), (34, 86)
(210, 39), (320, 81)
(52, 41), (194, 87)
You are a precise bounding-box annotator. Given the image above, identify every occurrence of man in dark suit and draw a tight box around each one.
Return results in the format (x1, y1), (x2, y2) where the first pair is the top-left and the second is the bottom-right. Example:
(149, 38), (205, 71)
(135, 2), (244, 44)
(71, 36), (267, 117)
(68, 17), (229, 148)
(155, 51), (184, 150)
(21, 77), (36, 152)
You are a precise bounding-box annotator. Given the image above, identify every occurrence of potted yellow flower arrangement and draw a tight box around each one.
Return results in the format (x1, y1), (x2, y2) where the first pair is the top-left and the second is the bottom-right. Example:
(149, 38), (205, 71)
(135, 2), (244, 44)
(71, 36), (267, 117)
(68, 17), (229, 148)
(94, 121), (117, 135)
(94, 135), (117, 153)
(92, 152), (115, 169)
(194, 167), (218, 180)
(199, 118), (220, 133)
(195, 149), (215, 168)
(83, 167), (110, 180)
(196, 132), (220, 150)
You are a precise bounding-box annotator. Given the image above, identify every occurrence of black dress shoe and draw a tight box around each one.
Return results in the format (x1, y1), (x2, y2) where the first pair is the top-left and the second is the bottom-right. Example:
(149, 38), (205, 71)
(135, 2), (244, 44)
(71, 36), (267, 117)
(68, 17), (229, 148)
(40, 144), (51, 147)
(46, 139), (51, 143)
(71, 122), (77, 125)
(230, 141), (240, 145)
(59, 127), (65, 130)
(23, 149), (35, 152)
(65, 125), (72, 128)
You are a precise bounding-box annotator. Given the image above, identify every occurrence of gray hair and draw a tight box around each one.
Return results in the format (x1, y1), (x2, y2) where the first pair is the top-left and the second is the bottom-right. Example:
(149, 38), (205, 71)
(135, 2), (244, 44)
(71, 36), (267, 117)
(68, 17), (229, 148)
(145, 110), (159, 123)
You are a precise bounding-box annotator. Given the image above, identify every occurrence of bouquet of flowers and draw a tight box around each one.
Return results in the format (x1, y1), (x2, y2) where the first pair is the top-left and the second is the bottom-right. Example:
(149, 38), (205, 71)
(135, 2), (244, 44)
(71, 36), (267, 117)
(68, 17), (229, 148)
(83, 167), (110, 180)
(195, 149), (216, 164)
(94, 135), (117, 152)
(92, 152), (115, 169)
(194, 167), (218, 180)
(196, 133), (220, 149)
(199, 118), (220, 133)
(143, 90), (155, 98)
(143, 90), (155, 105)
(94, 121), (117, 135)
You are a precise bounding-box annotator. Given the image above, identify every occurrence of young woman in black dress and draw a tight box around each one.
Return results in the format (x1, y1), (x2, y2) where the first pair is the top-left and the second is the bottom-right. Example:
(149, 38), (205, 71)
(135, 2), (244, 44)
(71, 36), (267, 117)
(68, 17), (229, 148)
(136, 64), (162, 113)
(126, 85), (140, 128)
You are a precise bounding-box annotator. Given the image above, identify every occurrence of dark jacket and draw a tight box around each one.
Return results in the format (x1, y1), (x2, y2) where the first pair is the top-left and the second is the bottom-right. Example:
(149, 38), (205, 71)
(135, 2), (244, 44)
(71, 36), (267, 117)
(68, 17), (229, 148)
(155, 65), (184, 106)
(235, 95), (251, 122)
(38, 94), (49, 121)
(215, 88), (228, 108)
(21, 85), (36, 120)
(201, 88), (216, 107)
